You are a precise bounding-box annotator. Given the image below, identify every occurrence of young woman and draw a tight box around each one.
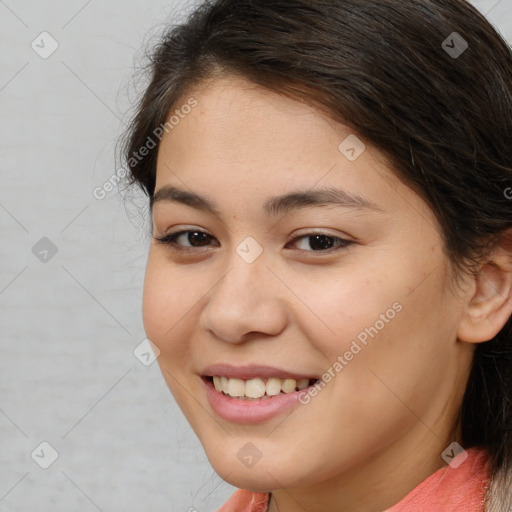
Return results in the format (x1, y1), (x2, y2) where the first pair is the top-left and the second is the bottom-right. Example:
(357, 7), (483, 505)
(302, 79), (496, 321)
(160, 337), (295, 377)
(121, 0), (512, 510)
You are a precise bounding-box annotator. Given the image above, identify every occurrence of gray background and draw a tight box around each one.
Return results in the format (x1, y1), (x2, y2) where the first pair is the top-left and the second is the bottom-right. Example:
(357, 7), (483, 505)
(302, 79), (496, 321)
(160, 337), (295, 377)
(0, 1), (511, 511)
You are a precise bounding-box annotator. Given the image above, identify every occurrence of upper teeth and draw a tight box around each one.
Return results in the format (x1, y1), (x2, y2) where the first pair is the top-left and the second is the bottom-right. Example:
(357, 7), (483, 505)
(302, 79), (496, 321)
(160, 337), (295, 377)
(212, 376), (311, 398)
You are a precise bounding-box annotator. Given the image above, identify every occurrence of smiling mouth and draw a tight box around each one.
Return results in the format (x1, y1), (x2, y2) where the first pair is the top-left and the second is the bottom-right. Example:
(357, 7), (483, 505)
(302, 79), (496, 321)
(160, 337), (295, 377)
(204, 376), (321, 400)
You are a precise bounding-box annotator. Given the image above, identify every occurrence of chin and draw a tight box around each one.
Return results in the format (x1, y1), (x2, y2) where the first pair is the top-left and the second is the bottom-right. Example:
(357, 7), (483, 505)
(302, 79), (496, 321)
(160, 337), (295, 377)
(205, 447), (311, 492)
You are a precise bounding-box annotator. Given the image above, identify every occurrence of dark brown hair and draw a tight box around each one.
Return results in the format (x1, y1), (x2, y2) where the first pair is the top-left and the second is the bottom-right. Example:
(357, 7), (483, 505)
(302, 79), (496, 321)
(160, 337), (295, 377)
(121, 0), (512, 508)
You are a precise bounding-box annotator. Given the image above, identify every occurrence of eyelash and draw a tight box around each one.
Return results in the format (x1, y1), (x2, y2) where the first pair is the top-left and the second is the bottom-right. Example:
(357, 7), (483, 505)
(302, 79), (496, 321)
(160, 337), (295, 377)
(154, 229), (354, 254)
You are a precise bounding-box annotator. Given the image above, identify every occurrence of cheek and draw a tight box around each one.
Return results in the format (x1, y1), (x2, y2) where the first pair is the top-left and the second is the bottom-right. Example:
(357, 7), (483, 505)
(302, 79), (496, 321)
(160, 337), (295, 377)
(290, 251), (456, 398)
(142, 260), (169, 342)
(141, 255), (204, 413)
(141, 253), (198, 356)
(283, 264), (405, 356)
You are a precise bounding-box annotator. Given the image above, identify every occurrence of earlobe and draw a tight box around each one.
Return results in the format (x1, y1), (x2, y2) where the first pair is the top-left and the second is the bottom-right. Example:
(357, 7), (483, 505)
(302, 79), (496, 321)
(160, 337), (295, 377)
(457, 231), (512, 344)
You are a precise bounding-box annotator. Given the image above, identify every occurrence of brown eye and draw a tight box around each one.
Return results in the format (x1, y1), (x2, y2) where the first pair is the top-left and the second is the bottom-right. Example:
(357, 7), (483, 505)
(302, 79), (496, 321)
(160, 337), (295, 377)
(155, 230), (218, 250)
(288, 233), (353, 252)
(154, 230), (352, 254)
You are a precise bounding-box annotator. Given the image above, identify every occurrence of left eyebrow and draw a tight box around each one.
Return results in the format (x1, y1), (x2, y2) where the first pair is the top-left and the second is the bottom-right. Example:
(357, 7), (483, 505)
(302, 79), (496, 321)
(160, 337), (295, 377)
(264, 187), (384, 216)
(151, 185), (384, 216)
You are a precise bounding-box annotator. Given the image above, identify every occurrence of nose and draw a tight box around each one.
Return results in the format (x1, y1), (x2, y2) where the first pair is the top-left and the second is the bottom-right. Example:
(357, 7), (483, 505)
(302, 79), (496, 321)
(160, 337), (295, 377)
(199, 251), (288, 344)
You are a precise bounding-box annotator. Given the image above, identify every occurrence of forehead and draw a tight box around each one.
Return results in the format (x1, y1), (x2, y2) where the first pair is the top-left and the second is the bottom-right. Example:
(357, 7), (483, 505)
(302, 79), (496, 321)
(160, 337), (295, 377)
(153, 75), (431, 225)
(157, 75), (371, 182)
(160, 75), (347, 156)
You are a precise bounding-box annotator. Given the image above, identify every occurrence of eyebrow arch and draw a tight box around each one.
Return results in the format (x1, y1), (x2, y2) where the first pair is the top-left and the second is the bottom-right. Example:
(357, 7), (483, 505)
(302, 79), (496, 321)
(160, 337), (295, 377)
(151, 185), (384, 216)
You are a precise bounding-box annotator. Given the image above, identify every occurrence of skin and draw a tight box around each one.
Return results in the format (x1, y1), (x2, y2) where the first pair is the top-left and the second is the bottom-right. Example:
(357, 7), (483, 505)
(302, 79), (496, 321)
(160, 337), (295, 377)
(142, 74), (512, 512)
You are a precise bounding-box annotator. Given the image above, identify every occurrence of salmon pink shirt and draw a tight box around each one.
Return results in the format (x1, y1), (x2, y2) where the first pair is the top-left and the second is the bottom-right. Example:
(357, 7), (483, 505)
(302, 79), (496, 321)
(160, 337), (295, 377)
(216, 447), (489, 512)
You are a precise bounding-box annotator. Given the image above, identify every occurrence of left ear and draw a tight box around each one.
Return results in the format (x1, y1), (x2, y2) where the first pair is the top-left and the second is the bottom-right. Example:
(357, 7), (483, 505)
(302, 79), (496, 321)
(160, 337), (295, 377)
(457, 229), (512, 344)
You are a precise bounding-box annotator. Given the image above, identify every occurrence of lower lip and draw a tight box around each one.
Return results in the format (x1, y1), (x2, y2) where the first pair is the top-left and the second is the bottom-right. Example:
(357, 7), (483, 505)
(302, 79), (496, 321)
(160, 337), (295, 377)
(202, 377), (312, 424)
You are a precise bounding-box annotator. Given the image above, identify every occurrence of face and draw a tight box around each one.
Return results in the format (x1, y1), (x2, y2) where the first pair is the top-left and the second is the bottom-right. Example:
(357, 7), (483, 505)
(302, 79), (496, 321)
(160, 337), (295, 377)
(143, 75), (474, 501)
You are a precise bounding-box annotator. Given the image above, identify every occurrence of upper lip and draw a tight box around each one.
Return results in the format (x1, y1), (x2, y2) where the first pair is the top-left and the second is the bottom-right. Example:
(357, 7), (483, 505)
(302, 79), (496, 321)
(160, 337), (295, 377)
(200, 364), (320, 380)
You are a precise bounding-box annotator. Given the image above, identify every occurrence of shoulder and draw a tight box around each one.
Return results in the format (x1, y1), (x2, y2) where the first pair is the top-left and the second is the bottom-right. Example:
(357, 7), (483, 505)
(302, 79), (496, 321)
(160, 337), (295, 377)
(386, 446), (491, 512)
